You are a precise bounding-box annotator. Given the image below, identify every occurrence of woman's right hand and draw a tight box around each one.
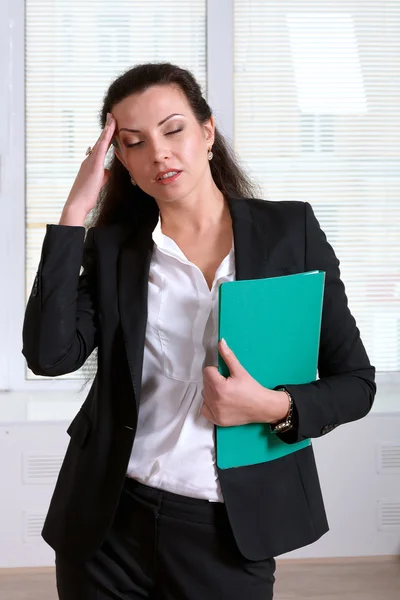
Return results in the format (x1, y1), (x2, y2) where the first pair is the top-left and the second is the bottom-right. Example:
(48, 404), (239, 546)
(59, 113), (117, 226)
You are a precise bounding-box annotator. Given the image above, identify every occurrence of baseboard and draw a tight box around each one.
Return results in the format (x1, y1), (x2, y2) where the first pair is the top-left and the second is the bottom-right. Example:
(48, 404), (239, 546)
(276, 555), (400, 565)
(1, 555), (399, 574)
(0, 567), (55, 574)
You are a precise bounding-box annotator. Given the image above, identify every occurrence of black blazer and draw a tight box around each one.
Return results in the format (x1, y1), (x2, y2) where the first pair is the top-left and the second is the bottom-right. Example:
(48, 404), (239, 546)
(22, 198), (376, 562)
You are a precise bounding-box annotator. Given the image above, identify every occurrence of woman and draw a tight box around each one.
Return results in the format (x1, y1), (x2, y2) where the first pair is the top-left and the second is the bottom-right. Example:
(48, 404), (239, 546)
(22, 62), (376, 600)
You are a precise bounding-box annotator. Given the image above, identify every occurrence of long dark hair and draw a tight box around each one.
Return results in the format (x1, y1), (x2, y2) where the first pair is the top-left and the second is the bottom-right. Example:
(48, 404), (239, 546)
(90, 62), (258, 228)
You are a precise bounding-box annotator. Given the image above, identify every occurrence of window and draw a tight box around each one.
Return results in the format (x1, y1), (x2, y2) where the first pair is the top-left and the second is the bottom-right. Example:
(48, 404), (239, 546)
(234, 0), (400, 375)
(24, 0), (207, 379)
(1, 0), (397, 406)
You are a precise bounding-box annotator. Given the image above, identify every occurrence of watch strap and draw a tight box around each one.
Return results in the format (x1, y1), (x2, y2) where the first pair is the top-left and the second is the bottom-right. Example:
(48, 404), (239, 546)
(271, 387), (294, 434)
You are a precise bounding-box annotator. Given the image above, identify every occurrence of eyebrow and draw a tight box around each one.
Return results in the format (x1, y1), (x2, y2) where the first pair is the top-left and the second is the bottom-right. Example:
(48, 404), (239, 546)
(119, 113), (184, 133)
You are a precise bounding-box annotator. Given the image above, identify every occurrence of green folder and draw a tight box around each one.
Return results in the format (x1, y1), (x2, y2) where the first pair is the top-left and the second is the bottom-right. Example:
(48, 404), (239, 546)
(216, 270), (325, 469)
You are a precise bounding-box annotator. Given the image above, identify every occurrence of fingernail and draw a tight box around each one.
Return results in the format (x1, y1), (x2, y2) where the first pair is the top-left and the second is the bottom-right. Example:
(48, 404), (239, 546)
(220, 338), (228, 349)
(106, 112), (112, 125)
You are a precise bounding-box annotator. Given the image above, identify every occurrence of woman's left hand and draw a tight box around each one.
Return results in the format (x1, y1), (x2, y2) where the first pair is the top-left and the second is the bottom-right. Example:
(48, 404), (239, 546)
(200, 339), (290, 426)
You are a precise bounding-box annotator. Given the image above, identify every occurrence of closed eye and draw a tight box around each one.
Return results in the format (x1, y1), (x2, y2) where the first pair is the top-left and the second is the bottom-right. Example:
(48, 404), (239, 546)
(126, 141), (143, 148)
(126, 128), (183, 148)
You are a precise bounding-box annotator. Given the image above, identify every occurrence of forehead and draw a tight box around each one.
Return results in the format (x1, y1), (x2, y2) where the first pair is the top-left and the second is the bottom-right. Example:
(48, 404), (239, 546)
(113, 85), (192, 127)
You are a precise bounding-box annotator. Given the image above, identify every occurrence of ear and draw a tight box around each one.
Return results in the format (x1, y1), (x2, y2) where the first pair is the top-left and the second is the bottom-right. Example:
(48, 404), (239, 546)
(203, 116), (215, 147)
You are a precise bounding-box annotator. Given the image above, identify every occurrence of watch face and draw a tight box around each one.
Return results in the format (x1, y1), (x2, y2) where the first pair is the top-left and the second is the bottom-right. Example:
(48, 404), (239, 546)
(274, 421), (293, 434)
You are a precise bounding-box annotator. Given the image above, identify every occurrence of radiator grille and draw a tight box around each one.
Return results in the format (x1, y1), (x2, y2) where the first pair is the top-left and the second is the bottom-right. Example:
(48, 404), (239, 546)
(22, 454), (63, 484)
(378, 501), (400, 531)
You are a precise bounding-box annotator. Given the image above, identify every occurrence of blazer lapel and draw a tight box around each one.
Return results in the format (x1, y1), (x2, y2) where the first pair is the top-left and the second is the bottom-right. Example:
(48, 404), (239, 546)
(229, 197), (298, 281)
(118, 224), (154, 409)
(228, 197), (270, 282)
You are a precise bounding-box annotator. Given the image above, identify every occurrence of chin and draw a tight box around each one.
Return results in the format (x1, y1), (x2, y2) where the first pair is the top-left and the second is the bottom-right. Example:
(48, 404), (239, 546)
(154, 187), (193, 205)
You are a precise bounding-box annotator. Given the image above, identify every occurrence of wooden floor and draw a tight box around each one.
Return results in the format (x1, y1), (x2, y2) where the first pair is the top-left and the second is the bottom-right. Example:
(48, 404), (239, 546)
(0, 557), (399, 599)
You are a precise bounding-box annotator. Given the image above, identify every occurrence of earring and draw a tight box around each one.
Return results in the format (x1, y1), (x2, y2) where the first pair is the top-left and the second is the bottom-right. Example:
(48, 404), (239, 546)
(207, 148), (213, 161)
(130, 176), (137, 186)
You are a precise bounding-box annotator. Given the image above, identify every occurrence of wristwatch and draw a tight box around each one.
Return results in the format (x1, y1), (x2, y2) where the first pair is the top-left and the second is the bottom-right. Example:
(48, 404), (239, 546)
(270, 387), (294, 434)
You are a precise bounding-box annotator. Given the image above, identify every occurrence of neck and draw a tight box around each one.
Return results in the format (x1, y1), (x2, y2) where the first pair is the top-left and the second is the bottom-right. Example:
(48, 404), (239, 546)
(157, 178), (229, 237)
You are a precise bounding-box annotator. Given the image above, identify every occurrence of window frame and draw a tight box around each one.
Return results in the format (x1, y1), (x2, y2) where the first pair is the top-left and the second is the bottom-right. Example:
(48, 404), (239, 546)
(1, 0), (398, 397)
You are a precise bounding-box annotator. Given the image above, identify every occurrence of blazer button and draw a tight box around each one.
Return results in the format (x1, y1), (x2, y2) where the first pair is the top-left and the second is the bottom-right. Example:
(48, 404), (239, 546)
(321, 424), (338, 435)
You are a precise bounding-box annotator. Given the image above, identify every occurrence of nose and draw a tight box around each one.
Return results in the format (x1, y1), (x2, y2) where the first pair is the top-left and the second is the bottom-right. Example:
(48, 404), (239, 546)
(149, 138), (171, 164)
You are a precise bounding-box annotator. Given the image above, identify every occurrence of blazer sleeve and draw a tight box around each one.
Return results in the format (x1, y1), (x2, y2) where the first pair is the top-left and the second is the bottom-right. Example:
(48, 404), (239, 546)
(22, 225), (98, 377)
(277, 202), (376, 444)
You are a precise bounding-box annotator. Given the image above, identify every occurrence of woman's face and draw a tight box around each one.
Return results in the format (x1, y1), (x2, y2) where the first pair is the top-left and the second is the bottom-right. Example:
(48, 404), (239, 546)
(112, 84), (215, 203)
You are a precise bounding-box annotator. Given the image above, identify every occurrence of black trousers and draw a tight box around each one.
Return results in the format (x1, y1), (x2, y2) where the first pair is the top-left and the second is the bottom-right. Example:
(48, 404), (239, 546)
(55, 478), (276, 600)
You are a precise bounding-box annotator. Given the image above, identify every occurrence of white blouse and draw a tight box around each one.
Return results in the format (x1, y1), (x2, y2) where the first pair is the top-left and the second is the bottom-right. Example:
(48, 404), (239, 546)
(126, 218), (235, 502)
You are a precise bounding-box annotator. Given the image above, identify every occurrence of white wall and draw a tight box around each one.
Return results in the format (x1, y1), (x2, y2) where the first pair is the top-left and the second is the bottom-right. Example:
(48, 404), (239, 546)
(287, 413), (400, 559)
(0, 391), (399, 568)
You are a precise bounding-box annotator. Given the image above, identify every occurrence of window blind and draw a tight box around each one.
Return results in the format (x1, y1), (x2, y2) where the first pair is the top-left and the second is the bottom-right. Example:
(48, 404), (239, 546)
(234, 0), (400, 373)
(25, 0), (206, 379)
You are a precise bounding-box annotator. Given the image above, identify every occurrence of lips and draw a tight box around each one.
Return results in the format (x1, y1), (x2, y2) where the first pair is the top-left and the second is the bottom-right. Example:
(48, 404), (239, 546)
(155, 169), (181, 181)
(154, 170), (182, 185)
